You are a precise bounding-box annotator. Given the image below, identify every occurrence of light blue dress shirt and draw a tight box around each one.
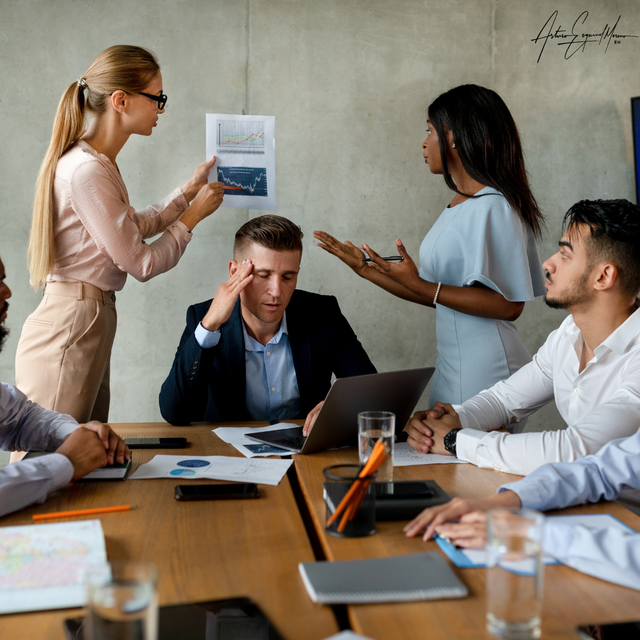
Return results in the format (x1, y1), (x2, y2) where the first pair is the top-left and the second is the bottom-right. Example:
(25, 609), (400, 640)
(499, 431), (640, 590)
(194, 313), (301, 423)
(0, 382), (77, 517)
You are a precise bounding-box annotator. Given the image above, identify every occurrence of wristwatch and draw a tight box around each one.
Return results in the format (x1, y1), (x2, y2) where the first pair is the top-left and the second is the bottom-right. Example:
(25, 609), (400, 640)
(443, 428), (462, 457)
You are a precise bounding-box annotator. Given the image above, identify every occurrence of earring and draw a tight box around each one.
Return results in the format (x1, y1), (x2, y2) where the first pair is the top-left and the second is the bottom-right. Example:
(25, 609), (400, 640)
(452, 143), (456, 148)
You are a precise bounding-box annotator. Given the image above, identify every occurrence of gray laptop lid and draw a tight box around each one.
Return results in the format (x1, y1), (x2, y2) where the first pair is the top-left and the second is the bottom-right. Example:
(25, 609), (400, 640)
(248, 367), (434, 454)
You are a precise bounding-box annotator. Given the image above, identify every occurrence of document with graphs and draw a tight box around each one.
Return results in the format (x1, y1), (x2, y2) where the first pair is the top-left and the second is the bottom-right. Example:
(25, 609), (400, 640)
(206, 113), (277, 211)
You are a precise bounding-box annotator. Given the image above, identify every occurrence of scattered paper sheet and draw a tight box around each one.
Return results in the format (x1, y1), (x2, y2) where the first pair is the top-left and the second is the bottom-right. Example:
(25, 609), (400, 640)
(213, 423), (294, 458)
(393, 442), (469, 466)
(129, 455), (292, 486)
(436, 514), (634, 568)
(206, 113), (277, 211)
(0, 519), (107, 614)
(324, 633), (376, 640)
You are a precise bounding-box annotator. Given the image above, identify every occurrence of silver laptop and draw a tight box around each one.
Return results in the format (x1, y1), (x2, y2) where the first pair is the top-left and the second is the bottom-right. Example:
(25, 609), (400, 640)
(245, 367), (434, 454)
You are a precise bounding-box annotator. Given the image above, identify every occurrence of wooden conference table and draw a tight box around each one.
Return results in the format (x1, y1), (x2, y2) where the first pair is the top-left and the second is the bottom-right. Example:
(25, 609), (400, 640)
(0, 422), (639, 640)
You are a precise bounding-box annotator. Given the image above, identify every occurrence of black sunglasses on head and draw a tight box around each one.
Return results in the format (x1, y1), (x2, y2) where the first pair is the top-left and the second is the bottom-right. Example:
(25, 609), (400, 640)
(139, 91), (167, 110)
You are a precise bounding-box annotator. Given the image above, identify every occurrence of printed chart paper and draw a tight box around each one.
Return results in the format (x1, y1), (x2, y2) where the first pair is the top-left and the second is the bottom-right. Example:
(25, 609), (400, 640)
(393, 442), (469, 466)
(206, 113), (277, 211)
(129, 455), (292, 486)
(0, 519), (107, 614)
(213, 423), (293, 458)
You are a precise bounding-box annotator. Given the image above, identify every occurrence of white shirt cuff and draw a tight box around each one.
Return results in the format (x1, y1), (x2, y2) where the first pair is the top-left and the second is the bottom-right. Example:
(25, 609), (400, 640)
(194, 322), (221, 349)
(455, 428), (484, 464)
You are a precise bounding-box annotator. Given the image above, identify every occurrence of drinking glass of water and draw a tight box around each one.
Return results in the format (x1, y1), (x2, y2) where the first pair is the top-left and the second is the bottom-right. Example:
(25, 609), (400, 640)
(486, 509), (544, 639)
(358, 411), (395, 483)
(86, 561), (158, 640)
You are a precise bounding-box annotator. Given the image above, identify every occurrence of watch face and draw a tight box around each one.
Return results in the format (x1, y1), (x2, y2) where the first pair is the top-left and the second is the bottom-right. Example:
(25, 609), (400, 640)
(444, 429), (460, 455)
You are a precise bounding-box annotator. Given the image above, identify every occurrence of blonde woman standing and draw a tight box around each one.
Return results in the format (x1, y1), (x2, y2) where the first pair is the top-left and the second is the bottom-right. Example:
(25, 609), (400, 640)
(15, 45), (224, 426)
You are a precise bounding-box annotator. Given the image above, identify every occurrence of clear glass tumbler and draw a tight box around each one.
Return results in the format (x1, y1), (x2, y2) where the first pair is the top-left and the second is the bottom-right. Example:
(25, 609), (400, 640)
(86, 561), (158, 640)
(486, 509), (544, 639)
(358, 411), (395, 483)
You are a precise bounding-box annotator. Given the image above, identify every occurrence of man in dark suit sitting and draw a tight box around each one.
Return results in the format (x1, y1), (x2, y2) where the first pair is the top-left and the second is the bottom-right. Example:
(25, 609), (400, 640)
(159, 215), (376, 430)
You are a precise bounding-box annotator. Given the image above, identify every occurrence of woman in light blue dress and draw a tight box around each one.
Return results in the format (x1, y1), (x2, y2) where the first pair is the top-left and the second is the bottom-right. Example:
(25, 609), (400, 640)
(315, 84), (545, 410)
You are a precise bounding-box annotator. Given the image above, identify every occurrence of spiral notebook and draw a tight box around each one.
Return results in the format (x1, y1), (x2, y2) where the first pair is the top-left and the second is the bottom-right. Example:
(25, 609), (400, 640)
(298, 552), (467, 604)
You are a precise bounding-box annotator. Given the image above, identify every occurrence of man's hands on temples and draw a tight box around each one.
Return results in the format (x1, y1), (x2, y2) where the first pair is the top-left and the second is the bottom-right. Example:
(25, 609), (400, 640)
(201, 260), (254, 332)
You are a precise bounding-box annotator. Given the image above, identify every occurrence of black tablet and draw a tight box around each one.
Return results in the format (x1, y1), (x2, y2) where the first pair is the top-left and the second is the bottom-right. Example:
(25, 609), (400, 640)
(63, 597), (285, 640)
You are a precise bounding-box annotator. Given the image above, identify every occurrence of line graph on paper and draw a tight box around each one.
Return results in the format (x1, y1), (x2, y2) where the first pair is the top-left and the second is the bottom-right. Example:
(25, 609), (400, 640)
(217, 120), (265, 155)
(217, 167), (268, 197)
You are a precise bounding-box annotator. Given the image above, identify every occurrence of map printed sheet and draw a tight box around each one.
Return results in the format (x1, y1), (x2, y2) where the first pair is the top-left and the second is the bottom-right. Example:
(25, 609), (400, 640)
(0, 519), (107, 614)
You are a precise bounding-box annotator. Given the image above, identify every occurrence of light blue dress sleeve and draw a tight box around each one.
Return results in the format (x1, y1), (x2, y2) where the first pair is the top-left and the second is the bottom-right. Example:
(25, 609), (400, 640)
(496, 431), (640, 591)
(419, 188), (545, 302)
(543, 522), (640, 591)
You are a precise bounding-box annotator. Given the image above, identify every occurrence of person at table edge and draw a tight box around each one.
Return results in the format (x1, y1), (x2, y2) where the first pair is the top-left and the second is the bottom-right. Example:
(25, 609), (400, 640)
(159, 215), (376, 429)
(407, 199), (640, 476)
(405, 427), (640, 592)
(0, 256), (129, 518)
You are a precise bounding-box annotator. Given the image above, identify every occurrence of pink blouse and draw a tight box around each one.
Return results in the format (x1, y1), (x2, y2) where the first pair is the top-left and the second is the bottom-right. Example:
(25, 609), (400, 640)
(48, 140), (191, 292)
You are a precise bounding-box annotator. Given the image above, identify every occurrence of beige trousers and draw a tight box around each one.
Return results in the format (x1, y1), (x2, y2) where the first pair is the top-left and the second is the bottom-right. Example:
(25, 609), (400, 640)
(15, 281), (117, 425)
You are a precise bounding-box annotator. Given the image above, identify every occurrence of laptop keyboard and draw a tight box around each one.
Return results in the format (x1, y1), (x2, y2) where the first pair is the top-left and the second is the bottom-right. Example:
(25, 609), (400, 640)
(276, 436), (307, 449)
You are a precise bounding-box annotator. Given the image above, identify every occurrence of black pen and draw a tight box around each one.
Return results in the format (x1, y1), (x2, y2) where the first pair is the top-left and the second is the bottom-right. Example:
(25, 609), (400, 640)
(362, 256), (404, 263)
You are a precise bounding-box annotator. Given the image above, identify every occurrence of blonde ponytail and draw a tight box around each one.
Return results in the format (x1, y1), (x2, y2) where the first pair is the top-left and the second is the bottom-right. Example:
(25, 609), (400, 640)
(28, 82), (86, 288)
(27, 45), (160, 288)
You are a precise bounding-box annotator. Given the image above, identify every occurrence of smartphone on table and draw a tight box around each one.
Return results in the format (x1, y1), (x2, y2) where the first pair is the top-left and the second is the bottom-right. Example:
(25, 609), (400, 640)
(124, 437), (187, 449)
(175, 483), (260, 501)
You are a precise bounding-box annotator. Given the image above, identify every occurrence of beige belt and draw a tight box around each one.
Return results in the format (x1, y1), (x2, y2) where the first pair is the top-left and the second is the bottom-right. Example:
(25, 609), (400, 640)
(44, 281), (116, 304)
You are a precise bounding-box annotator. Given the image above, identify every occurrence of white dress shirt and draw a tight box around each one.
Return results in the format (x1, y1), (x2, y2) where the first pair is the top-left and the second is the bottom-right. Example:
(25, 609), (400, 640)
(0, 383), (78, 517)
(499, 429), (640, 590)
(454, 307), (640, 475)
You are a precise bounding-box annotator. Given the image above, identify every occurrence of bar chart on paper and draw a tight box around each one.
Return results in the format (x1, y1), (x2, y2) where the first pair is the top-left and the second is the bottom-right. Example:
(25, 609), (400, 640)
(217, 167), (268, 197)
(207, 113), (276, 210)
(217, 120), (265, 155)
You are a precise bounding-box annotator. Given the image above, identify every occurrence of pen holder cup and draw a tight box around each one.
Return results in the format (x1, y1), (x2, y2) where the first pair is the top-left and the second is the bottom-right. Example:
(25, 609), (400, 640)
(323, 464), (377, 538)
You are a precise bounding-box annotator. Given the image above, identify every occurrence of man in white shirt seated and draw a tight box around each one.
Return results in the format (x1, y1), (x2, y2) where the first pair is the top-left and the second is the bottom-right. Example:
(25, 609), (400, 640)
(0, 257), (129, 518)
(407, 198), (640, 475)
(404, 428), (640, 591)
(159, 215), (376, 430)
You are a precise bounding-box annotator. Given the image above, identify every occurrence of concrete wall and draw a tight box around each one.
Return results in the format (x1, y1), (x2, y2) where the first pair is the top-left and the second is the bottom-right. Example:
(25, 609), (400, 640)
(0, 0), (638, 430)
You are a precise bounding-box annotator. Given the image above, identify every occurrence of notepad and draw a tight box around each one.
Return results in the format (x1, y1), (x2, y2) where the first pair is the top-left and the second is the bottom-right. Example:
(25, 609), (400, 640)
(78, 458), (132, 481)
(24, 452), (131, 480)
(298, 552), (468, 604)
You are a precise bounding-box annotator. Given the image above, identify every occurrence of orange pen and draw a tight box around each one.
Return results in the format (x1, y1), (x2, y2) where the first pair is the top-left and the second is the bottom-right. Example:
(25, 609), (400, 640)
(33, 505), (135, 522)
(222, 185), (244, 190)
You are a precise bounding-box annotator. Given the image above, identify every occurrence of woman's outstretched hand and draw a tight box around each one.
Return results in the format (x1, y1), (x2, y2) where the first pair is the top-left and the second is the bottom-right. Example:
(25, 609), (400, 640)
(182, 156), (217, 202)
(179, 156), (225, 231)
(313, 230), (368, 276)
(360, 239), (423, 293)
